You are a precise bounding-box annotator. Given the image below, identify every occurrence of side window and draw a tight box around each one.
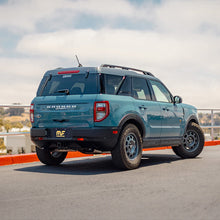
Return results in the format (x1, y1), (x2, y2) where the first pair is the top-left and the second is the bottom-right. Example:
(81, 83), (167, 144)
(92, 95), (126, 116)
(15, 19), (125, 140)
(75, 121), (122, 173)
(118, 77), (131, 96)
(132, 77), (151, 100)
(100, 74), (123, 94)
(37, 74), (51, 96)
(149, 80), (172, 103)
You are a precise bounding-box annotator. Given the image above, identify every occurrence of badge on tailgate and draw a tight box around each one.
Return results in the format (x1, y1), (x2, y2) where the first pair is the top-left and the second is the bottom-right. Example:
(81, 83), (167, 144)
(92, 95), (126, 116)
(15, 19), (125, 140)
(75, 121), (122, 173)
(56, 130), (66, 138)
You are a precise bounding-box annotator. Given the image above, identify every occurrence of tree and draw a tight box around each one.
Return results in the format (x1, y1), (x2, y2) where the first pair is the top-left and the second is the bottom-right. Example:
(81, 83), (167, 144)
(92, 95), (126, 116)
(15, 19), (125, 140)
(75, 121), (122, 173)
(3, 120), (12, 133)
(12, 122), (23, 131)
(23, 119), (31, 127)
(0, 108), (5, 116)
(26, 121), (32, 128)
(0, 118), (3, 132)
(5, 107), (25, 116)
(0, 118), (3, 127)
(0, 138), (6, 154)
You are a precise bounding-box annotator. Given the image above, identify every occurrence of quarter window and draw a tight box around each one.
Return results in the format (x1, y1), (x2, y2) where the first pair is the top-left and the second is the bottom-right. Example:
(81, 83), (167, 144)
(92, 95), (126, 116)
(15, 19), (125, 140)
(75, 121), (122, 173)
(149, 80), (172, 103)
(100, 74), (123, 94)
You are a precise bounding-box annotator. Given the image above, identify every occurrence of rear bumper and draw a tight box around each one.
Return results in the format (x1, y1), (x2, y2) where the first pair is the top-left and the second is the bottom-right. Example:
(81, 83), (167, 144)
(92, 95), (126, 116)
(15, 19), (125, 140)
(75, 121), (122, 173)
(31, 127), (119, 150)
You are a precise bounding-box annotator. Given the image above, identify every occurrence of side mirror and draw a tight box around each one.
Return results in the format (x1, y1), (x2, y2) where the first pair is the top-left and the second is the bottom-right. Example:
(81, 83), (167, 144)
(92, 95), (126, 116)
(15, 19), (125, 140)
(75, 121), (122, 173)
(174, 96), (182, 104)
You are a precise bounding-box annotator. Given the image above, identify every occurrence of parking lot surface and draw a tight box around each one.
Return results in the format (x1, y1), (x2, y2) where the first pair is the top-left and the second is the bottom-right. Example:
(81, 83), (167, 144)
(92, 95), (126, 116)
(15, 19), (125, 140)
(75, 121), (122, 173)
(1, 146), (220, 220)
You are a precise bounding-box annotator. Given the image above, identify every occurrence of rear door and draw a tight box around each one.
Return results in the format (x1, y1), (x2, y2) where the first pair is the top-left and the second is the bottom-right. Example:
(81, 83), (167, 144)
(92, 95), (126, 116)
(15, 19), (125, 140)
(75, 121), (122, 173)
(132, 77), (162, 138)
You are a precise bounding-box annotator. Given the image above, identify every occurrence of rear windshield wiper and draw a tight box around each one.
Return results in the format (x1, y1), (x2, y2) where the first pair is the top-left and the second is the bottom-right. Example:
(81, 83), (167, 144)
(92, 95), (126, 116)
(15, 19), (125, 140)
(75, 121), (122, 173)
(55, 89), (70, 95)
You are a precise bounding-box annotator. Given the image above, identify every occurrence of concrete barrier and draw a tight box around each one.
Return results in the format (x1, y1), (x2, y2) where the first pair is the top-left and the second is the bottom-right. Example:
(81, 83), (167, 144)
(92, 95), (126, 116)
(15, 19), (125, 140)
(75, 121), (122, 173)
(0, 140), (219, 166)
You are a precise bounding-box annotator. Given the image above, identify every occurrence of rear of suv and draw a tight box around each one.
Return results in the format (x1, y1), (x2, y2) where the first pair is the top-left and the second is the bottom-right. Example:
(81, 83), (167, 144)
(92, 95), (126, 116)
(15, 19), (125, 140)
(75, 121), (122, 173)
(30, 64), (204, 169)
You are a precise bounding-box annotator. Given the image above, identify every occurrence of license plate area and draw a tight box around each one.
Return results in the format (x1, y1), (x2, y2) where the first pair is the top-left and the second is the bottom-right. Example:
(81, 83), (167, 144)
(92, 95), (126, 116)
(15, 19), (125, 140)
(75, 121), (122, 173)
(54, 128), (71, 138)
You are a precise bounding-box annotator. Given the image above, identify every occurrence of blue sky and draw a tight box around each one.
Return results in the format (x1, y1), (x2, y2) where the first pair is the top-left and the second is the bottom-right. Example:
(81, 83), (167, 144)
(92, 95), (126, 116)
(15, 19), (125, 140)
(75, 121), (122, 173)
(0, 0), (219, 108)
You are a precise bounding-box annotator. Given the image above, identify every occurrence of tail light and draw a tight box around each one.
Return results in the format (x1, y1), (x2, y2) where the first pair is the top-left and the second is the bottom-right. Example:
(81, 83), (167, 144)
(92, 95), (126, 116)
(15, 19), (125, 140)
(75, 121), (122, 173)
(30, 104), (34, 123)
(94, 101), (110, 122)
(58, 70), (80, 75)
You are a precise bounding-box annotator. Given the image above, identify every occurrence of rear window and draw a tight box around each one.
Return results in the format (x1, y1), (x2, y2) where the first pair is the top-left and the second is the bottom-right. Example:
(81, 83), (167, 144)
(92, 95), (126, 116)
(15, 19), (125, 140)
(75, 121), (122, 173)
(37, 73), (98, 96)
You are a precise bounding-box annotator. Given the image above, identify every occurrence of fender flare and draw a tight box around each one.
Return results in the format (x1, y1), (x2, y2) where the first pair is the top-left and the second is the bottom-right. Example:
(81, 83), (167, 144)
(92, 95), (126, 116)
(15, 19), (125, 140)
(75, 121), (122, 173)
(184, 115), (199, 132)
(118, 113), (146, 137)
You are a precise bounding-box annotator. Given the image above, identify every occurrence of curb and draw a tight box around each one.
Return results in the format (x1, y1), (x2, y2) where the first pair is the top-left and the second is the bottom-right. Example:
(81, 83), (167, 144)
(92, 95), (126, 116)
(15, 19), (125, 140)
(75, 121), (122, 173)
(0, 151), (94, 166)
(0, 140), (219, 166)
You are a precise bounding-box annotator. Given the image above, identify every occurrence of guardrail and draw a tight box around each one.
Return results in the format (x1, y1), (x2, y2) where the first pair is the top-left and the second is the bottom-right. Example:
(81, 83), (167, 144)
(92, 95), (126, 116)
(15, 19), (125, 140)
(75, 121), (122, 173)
(197, 109), (220, 141)
(0, 132), (30, 136)
(0, 104), (29, 108)
(0, 105), (219, 151)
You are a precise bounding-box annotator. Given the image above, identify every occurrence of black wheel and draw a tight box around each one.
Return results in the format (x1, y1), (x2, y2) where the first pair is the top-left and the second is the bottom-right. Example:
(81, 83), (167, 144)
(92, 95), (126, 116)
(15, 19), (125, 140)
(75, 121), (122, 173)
(172, 122), (204, 158)
(36, 147), (67, 165)
(111, 124), (143, 170)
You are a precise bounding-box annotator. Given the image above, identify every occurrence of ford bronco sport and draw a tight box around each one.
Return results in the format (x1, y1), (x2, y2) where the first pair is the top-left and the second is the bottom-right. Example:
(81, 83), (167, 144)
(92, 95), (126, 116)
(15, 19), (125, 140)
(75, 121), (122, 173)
(30, 64), (204, 169)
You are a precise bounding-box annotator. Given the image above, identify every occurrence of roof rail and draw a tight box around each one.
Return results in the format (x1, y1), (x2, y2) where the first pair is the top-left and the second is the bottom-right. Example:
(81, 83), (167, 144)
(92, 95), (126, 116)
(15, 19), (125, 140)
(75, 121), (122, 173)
(100, 64), (154, 76)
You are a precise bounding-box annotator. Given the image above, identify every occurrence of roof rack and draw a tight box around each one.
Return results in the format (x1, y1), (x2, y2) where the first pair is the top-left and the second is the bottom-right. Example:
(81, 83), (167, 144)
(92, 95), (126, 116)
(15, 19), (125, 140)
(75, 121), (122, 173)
(100, 64), (154, 77)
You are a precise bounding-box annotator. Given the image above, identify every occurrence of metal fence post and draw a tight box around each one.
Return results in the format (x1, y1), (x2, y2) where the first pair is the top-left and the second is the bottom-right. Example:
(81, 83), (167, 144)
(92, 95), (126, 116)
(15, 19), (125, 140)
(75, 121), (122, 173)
(211, 109), (214, 141)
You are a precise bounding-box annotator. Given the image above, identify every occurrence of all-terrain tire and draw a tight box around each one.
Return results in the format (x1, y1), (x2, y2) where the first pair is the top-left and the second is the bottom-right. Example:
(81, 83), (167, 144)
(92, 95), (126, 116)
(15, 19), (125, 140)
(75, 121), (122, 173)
(111, 124), (143, 170)
(36, 147), (67, 165)
(172, 122), (204, 158)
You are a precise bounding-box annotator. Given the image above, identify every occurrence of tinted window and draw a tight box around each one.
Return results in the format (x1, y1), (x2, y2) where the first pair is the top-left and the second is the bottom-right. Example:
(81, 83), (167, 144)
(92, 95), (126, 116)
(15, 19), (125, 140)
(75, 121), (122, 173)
(117, 77), (131, 96)
(37, 74), (52, 96)
(38, 73), (97, 96)
(149, 80), (172, 103)
(100, 74), (123, 94)
(132, 77), (151, 100)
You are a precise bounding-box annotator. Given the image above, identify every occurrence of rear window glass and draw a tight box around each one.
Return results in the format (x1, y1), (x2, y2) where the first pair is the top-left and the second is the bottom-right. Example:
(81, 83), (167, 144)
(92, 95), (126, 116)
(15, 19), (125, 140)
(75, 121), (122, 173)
(37, 73), (97, 96)
(100, 74), (123, 94)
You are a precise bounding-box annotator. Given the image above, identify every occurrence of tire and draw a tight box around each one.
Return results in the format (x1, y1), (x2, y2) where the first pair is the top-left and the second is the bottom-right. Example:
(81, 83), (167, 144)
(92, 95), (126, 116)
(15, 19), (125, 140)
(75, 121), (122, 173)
(111, 124), (143, 170)
(172, 122), (204, 158)
(36, 147), (67, 165)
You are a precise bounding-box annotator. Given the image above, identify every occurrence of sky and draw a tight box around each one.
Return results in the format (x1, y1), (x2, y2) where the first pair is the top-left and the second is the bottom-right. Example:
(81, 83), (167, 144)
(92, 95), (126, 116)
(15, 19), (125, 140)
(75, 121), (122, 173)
(0, 0), (219, 108)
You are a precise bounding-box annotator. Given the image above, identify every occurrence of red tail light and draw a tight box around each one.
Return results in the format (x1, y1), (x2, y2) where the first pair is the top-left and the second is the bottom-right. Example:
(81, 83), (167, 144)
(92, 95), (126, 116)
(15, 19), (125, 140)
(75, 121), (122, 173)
(58, 70), (80, 75)
(94, 101), (110, 122)
(30, 104), (34, 123)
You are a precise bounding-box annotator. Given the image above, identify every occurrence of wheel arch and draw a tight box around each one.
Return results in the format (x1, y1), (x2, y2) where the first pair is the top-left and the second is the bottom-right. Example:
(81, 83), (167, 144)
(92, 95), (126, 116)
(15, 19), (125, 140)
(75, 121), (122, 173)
(185, 115), (199, 132)
(118, 114), (145, 138)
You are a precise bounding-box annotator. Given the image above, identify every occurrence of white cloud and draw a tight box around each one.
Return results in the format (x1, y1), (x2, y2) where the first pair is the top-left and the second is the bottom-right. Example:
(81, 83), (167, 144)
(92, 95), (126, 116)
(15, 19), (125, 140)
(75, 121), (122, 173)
(69, 0), (137, 18)
(16, 28), (220, 69)
(1, 0), (220, 34)
(0, 0), (70, 32)
(154, 0), (220, 34)
(17, 29), (220, 107)
(0, 57), (59, 77)
(0, 0), (220, 108)
(0, 0), (149, 33)
(0, 57), (61, 104)
(15, 28), (220, 107)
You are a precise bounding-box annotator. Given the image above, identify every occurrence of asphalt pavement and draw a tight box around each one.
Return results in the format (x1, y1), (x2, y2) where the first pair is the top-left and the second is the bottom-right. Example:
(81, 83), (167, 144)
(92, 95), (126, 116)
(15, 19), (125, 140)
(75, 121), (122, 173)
(1, 146), (220, 220)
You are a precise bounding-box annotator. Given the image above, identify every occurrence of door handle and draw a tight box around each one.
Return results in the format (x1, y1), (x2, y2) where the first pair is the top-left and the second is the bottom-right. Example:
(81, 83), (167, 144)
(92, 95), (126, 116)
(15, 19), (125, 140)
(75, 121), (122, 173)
(139, 105), (147, 110)
(162, 107), (169, 111)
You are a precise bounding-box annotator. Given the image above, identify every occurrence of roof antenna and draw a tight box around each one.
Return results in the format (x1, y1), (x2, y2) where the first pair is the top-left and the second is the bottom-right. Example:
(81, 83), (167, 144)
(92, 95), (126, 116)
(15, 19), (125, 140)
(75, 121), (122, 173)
(75, 55), (83, 67)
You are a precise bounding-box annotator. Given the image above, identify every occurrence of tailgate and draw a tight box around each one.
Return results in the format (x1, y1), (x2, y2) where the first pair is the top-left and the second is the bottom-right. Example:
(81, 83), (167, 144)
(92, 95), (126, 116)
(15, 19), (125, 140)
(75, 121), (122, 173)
(32, 95), (96, 128)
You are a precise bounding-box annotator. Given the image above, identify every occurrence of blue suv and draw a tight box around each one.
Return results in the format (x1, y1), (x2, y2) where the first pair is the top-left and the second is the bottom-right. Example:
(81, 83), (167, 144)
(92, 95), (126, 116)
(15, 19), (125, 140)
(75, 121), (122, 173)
(30, 64), (204, 169)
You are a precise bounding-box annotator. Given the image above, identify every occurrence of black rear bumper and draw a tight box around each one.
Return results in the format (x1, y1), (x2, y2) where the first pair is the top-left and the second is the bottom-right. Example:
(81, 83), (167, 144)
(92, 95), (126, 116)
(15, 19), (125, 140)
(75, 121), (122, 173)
(31, 127), (119, 151)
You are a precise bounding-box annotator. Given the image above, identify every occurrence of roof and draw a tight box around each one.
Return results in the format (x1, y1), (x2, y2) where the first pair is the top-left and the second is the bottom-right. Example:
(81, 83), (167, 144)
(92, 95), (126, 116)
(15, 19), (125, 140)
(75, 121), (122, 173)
(44, 64), (157, 80)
